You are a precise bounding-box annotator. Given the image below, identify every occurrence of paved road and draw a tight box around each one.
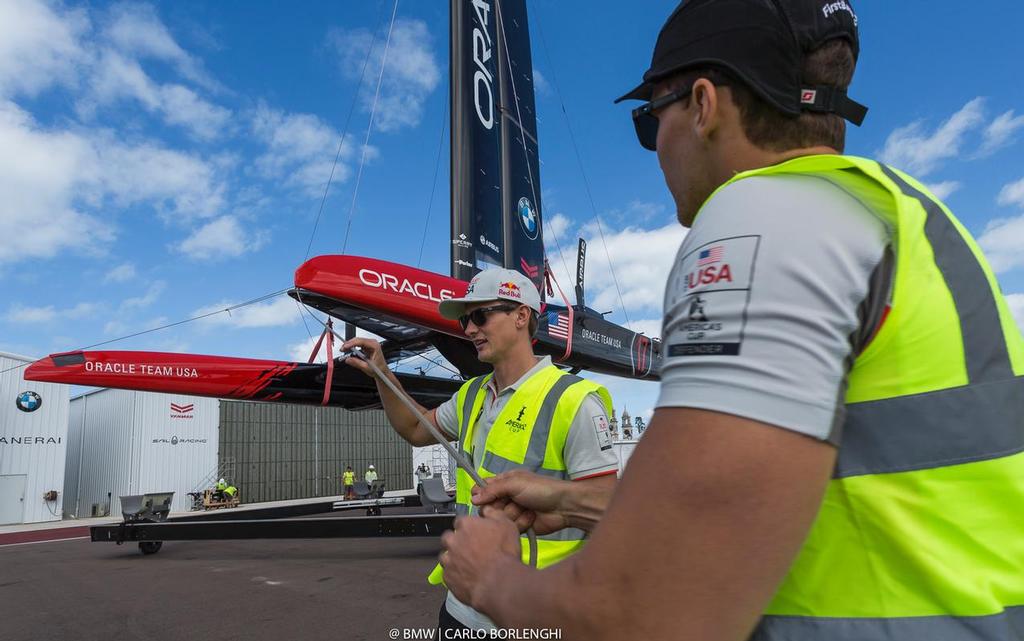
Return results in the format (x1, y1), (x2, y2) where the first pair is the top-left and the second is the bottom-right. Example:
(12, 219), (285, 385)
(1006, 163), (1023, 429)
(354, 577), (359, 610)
(0, 514), (446, 641)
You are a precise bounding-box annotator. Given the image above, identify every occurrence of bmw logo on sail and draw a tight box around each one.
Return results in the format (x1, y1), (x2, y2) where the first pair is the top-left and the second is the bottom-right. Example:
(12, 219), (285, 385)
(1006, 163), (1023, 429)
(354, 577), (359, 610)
(15, 391), (42, 413)
(518, 197), (538, 240)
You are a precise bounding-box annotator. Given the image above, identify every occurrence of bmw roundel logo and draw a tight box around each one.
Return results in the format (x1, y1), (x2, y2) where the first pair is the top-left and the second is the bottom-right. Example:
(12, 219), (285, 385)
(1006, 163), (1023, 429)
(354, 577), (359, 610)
(518, 197), (538, 240)
(16, 391), (42, 413)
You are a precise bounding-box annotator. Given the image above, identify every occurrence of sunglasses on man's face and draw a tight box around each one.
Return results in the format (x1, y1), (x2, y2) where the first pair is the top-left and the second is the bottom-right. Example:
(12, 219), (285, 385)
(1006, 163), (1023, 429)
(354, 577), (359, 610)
(630, 85), (694, 151)
(458, 304), (517, 331)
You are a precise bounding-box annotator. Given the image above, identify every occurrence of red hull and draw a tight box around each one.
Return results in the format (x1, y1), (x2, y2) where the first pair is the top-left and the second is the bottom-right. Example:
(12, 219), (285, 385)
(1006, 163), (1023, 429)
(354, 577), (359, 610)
(295, 255), (468, 338)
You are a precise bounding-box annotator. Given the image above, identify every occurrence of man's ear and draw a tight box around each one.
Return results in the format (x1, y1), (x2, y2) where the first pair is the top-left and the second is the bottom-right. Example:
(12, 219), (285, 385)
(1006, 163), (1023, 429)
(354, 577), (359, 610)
(691, 77), (720, 141)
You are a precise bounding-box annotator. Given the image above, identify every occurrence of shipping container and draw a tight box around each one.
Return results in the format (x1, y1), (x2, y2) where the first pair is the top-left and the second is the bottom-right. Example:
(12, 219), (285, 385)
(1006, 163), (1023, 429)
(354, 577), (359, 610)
(0, 352), (69, 524)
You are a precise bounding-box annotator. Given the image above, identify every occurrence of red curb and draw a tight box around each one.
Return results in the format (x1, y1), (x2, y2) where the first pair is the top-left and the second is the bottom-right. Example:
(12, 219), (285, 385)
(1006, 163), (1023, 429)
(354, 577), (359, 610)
(0, 526), (90, 546)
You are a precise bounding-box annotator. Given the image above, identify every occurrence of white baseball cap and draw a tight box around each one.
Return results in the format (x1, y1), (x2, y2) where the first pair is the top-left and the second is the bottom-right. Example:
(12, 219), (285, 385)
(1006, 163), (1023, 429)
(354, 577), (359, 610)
(439, 268), (542, 320)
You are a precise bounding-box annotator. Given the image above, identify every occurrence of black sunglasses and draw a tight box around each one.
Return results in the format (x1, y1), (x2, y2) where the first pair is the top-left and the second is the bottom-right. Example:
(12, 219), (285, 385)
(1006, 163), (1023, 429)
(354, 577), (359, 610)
(630, 86), (693, 151)
(458, 304), (517, 331)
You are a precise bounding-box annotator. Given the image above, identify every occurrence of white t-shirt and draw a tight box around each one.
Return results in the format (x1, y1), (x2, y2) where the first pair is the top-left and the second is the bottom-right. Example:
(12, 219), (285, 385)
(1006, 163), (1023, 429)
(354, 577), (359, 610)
(657, 173), (893, 443)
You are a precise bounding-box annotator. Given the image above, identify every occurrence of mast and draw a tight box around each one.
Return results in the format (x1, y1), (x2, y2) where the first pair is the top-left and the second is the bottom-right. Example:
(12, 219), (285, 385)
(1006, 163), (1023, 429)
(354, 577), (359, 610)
(449, 0), (544, 295)
(449, 0), (503, 280)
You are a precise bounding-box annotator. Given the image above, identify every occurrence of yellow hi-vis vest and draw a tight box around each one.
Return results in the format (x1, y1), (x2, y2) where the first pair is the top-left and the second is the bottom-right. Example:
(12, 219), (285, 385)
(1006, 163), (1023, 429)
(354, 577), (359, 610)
(427, 365), (613, 586)
(342, 471), (354, 485)
(712, 156), (1024, 641)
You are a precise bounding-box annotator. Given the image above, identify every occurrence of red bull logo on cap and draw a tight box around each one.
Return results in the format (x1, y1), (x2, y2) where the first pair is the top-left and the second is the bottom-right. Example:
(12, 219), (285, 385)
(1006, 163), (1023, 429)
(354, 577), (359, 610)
(497, 281), (522, 299)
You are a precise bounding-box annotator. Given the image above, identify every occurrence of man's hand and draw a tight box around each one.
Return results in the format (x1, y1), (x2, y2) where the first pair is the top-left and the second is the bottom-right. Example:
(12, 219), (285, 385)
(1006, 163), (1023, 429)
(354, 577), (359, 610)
(340, 337), (388, 378)
(440, 509), (523, 609)
(471, 470), (570, 535)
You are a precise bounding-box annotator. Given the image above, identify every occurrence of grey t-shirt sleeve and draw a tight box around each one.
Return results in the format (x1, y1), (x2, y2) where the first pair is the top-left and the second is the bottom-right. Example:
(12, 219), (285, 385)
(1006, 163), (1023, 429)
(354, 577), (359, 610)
(431, 393), (460, 441)
(657, 174), (892, 443)
(563, 392), (619, 479)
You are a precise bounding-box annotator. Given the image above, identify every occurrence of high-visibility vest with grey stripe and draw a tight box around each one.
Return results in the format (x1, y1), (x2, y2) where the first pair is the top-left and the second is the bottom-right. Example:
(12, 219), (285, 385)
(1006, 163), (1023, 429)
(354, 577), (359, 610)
(426, 366), (613, 586)
(715, 155), (1024, 641)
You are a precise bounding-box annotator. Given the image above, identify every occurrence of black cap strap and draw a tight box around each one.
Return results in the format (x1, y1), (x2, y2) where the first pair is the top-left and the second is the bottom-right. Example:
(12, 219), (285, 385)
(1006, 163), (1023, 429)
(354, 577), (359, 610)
(799, 86), (868, 126)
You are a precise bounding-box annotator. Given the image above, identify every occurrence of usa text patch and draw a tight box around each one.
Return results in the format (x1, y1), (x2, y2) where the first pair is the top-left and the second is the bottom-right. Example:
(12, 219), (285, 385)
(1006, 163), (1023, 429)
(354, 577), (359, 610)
(665, 235), (761, 357)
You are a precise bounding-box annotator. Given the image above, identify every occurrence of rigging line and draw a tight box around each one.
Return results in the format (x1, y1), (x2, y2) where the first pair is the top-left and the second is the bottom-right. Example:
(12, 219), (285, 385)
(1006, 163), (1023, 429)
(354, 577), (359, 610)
(341, 0), (401, 255)
(494, 0), (573, 293)
(530, 1), (632, 328)
(417, 94), (449, 268)
(0, 288), (295, 375)
(304, 0), (389, 262)
(294, 302), (462, 377)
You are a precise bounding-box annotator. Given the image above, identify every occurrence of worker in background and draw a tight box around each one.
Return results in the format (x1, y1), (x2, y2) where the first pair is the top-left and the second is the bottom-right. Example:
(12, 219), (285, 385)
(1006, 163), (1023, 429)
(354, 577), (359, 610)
(438, 1), (1024, 639)
(364, 464), (378, 490)
(214, 477), (227, 501)
(223, 482), (238, 502)
(343, 267), (619, 634)
(415, 463), (432, 483)
(342, 466), (355, 500)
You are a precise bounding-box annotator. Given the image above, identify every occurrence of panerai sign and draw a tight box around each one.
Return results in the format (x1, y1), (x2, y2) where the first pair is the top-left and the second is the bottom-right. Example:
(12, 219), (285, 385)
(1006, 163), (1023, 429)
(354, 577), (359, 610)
(0, 436), (62, 445)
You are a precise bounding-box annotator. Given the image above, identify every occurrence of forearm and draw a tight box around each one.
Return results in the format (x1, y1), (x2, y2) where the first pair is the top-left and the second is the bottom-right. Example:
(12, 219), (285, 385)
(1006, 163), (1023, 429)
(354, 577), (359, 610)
(373, 369), (435, 446)
(561, 477), (615, 533)
(475, 555), (609, 637)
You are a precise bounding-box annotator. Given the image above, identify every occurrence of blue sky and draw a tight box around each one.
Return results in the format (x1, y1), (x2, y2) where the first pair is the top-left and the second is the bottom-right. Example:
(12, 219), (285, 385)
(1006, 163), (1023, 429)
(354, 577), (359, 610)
(2, 0), (1024, 422)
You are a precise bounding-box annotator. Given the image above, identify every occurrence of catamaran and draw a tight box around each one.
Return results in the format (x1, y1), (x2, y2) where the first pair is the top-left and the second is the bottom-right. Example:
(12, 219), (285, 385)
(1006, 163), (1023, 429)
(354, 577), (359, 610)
(27, 0), (662, 406)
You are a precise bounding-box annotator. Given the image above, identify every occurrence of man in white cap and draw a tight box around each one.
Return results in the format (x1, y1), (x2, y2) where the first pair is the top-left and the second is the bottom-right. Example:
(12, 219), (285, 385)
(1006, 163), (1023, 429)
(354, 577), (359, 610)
(342, 267), (618, 633)
(363, 464), (378, 488)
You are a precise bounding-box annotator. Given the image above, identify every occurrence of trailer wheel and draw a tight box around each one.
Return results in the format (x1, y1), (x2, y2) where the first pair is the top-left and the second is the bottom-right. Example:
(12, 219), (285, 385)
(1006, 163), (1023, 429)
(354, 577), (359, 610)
(139, 541), (163, 555)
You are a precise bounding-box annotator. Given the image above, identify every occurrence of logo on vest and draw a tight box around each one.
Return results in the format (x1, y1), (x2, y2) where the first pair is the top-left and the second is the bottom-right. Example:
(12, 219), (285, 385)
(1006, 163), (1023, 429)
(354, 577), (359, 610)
(506, 405), (528, 433)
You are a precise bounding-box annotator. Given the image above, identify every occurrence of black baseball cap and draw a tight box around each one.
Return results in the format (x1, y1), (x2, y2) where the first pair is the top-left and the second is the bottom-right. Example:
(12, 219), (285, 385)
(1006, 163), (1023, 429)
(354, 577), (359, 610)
(616, 0), (867, 125)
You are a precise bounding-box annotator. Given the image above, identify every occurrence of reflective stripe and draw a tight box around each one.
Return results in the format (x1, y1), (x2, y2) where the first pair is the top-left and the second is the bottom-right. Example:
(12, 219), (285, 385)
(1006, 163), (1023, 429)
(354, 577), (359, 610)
(752, 605), (1024, 641)
(838, 377), (1024, 477)
(536, 527), (588, 542)
(454, 504), (469, 516)
(481, 450), (567, 479)
(879, 164), (1014, 382)
(524, 375), (583, 468)
(459, 375), (489, 455)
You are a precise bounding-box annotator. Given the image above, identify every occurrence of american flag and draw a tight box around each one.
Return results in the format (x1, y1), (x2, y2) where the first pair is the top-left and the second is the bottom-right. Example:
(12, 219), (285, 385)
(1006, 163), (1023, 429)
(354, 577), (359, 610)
(547, 311), (570, 340)
(697, 246), (723, 266)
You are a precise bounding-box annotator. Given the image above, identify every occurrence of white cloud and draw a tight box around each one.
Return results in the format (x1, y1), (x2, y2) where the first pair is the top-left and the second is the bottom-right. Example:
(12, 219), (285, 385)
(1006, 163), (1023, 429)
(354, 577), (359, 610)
(924, 181), (960, 200)
(103, 3), (219, 92)
(329, 18), (440, 132)
(4, 302), (98, 324)
(978, 215), (1024, 273)
(121, 281), (166, 310)
(104, 262), (136, 283)
(177, 216), (267, 261)
(194, 296), (301, 329)
(1006, 294), (1024, 334)
(0, 99), (228, 265)
(0, 0), (89, 99)
(251, 102), (363, 197)
(545, 213), (572, 244)
(533, 68), (551, 96)
(81, 49), (231, 140)
(0, 100), (113, 264)
(977, 110), (1024, 157)
(997, 177), (1024, 208)
(545, 211), (686, 321)
(878, 98), (985, 176)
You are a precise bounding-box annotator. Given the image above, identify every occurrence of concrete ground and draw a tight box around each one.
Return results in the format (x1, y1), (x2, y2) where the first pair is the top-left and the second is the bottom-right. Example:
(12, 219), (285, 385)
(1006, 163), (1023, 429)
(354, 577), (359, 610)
(0, 506), (447, 641)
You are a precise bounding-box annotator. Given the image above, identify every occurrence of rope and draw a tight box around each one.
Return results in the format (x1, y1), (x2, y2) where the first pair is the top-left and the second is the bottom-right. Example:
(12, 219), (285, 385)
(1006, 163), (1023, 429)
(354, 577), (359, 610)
(417, 96), (449, 268)
(530, 0), (633, 328)
(493, 0), (573, 291)
(342, 0), (401, 254)
(304, 0), (389, 262)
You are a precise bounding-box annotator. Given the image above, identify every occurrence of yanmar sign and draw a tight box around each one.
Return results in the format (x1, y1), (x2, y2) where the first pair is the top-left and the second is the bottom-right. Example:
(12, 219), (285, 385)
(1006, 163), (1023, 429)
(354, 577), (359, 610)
(170, 402), (194, 419)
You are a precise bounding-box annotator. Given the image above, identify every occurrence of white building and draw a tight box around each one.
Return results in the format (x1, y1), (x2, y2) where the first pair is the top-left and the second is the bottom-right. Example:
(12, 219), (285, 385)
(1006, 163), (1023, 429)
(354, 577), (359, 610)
(65, 388), (219, 516)
(0, 352), (70, 524)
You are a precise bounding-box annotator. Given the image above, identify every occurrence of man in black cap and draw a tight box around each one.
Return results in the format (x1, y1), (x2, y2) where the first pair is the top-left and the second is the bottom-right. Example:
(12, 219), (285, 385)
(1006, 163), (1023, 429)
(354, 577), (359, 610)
(439, 1), (1024, 639)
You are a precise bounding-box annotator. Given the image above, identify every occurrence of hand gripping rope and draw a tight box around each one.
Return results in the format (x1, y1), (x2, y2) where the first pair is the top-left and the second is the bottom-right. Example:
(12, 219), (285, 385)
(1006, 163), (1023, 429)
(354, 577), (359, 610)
(307, 318), (539, 569)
